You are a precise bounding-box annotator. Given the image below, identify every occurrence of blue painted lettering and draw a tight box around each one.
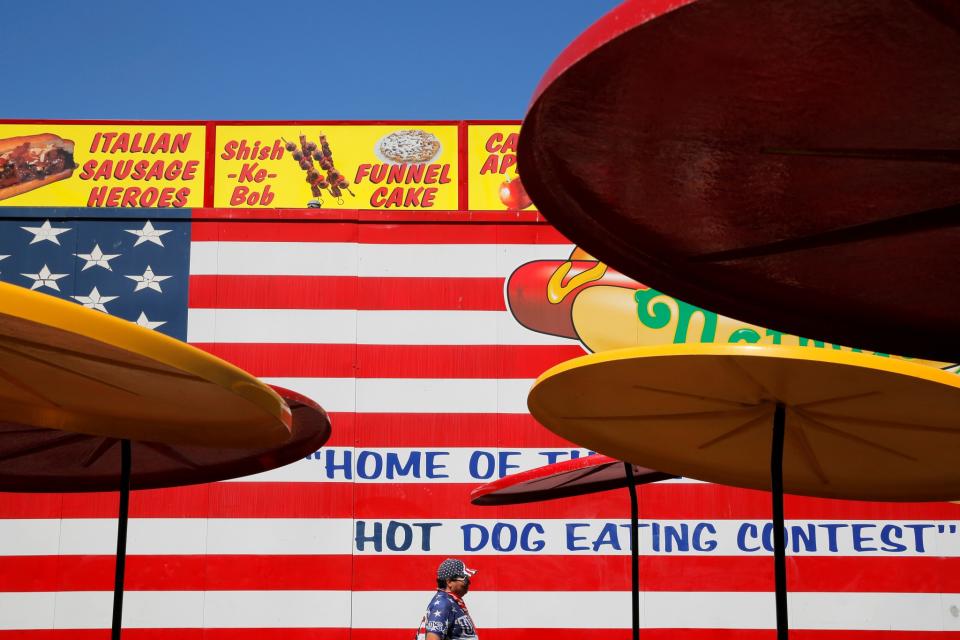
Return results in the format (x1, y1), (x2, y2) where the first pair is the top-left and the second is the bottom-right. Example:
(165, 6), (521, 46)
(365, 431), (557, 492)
(566, 523), (590, 551)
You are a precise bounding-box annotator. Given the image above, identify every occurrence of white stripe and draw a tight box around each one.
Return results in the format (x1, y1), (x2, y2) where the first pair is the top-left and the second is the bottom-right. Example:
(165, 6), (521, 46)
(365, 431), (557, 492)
(0, 591), (353, 629)
(351, 519), (960, 557)
(0, 519), (62, 556)
(496, 311), (578, 346)
(186, 308), (574, 346)
(0, 519), (208, 556)
(59, 518), (208, 555)
(56, 591), (207, 629)
(362, 590), (960, 631)
(264, 377), (533, 413)
(359, 244), (498, 277)
(204, 590), (353, 628)
(190, 242), (358, 276)
(189, 242), (572, 278)
(229, 447), (595, 483)
(497, 245), (576, 277)
(359, 243), (573, 278)
(358, 310), (573, 346)
(232, 453), (702, 484)
(187, 240), (218, 275)
(6, 519), (958, 557)
(206, 518), (354, 555)
(0, 519), (352, 556)
(187, 309), (358, 344)
(4, 591), (959, 630)
(265, 377), (357, 412)
(230, 448), (684, 483)
(0, 593), (55, 630)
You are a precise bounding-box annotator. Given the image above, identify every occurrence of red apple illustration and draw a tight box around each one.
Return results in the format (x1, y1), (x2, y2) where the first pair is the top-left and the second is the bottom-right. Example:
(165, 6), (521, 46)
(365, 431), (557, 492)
(499, 175), (533, 210)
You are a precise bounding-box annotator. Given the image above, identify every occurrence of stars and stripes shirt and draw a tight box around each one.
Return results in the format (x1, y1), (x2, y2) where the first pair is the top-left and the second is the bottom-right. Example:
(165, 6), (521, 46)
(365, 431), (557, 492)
(421, 591), (478, 640)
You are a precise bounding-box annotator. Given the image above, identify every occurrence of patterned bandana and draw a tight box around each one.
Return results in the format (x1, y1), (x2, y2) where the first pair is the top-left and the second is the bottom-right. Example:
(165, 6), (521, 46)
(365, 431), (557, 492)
(439, 588), (468, 612)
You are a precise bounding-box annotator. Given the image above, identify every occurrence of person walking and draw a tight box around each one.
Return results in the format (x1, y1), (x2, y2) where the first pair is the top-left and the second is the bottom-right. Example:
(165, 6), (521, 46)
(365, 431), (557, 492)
(417, 558), (479, 639)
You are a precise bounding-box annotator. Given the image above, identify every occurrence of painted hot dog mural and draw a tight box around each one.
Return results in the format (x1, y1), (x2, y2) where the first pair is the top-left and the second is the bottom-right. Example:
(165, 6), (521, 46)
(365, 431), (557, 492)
(507, 247), (959, 372)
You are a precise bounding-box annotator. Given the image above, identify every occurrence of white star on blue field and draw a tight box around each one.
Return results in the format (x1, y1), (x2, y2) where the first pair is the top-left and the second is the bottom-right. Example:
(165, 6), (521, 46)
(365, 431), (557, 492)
(0, 214), (190, 339)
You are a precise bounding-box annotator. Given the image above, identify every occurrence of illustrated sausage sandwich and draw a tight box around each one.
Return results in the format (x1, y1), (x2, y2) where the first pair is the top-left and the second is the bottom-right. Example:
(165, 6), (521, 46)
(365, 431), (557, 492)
(0, 134), (77, 201)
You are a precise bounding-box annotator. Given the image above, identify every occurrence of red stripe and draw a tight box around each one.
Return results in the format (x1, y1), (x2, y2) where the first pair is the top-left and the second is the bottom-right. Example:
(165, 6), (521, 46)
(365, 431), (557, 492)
(187, 275), (509, 311)
(0, 632), (347, 640)
(189, 220), (569, 243)
(5, 482), (960, 520)
(0, 555), (351, 591)
(203, 123), (216, 208)
(355, 344), (580, 378)
(451, 482), (960, 519)
(457, 122), (468, 210)
(0, 483), (351, 518)
(0, 119), (208, 124)
(350, 483), (960, 520)
(191, 221), (358, 242)
(357, 554), (960, 593)
(4, 554), (960, 593)
(192, 343), (583, 378)
(361, 633), (960, 640)
(322, 412), (354, 446)
(319, 419), (627, 450)
(7, 632), (960, 640)
(193, 343), (356, 377)
(0, 118), (491, 125)
(192, 209), (558, 225)
(353, 220), (567, 244)
(210, 119), (462, 124)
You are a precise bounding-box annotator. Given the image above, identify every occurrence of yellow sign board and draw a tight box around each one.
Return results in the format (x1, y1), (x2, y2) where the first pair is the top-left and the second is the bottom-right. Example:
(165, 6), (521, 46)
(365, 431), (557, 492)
(213, 125), (459, 210)
(0, 124), (206, 208)
(467, 124), (535, 212)
(1, 121), (538, 211)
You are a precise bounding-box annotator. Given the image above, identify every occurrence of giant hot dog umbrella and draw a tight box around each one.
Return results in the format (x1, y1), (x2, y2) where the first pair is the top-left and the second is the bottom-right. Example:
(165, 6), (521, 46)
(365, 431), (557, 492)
(471, 454), (676, 640)
(526, 343), (960, 639)
(0, 282), (331, 639)
(518, 0), (960, 364)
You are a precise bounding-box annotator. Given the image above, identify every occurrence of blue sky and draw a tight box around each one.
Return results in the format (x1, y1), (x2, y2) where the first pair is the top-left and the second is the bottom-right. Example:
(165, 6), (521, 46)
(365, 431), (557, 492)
(1, 0), (619, 120)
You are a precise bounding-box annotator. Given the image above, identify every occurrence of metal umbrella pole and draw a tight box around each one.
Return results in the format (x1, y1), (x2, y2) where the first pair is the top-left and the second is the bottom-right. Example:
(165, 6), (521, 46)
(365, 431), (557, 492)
(111, 439), (132, 640)
(771, 403), (788, 640)
(625, 463), (640, 640)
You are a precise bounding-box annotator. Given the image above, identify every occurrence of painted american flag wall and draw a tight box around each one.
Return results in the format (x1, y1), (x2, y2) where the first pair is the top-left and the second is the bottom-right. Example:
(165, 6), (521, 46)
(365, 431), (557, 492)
(2, 207), (960, 639)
